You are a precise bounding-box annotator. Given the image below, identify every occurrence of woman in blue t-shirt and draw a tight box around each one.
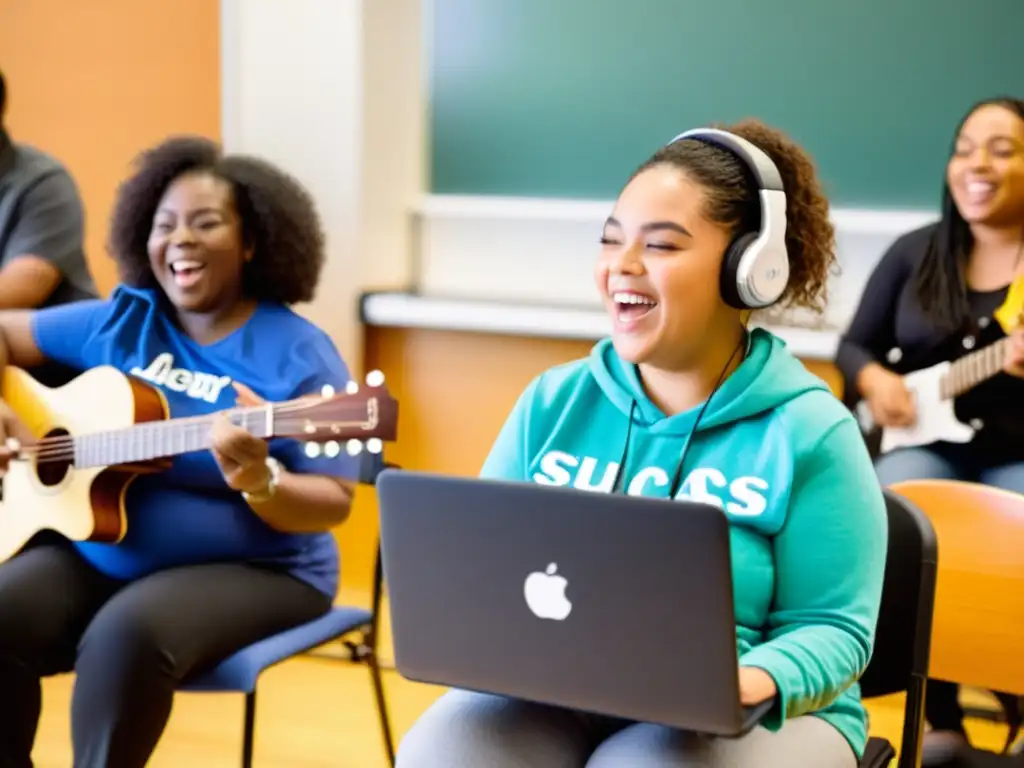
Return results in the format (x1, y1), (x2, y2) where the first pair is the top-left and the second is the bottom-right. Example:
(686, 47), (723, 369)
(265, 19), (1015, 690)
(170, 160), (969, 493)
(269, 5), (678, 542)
(0, 136), (361, 767)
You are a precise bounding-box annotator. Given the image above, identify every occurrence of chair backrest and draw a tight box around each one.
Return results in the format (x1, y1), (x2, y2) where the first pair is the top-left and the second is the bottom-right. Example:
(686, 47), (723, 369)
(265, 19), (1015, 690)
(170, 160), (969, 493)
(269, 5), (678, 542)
(859, 489), (938, 768)
(860, 489), (938, 699)
(889, 480), (1024, 697)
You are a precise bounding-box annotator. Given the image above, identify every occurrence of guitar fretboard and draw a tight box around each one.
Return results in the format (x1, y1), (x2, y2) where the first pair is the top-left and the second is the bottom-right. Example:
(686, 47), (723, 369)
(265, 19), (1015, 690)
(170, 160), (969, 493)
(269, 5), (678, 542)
(939, 337), (1011, 400)
(73, 406), (276, 469)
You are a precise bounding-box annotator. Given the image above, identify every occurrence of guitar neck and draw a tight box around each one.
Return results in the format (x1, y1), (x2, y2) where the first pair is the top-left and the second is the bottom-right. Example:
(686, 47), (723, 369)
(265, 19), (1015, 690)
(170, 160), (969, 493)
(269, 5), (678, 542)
(74, 404), (280, 469)
(939, 336), (1011, 400)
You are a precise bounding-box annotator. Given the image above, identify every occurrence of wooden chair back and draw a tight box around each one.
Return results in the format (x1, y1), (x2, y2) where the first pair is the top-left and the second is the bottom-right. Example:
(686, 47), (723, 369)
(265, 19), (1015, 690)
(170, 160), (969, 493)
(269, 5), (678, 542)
(889, 479), (1024, 695)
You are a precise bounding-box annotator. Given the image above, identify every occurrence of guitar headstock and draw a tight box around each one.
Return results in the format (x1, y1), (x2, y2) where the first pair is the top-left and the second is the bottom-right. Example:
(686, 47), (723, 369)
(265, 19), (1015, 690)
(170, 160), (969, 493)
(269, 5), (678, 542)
(270, 370), (398, 459)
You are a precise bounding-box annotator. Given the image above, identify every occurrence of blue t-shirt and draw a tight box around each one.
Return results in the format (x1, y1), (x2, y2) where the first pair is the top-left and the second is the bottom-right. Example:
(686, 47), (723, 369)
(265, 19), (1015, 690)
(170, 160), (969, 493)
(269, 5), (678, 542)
(29, 284), (360, 598)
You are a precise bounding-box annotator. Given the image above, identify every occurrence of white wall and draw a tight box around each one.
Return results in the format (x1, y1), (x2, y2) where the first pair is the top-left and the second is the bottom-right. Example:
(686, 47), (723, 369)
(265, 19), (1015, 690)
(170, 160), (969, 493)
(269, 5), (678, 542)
(220, 0), (423, 374)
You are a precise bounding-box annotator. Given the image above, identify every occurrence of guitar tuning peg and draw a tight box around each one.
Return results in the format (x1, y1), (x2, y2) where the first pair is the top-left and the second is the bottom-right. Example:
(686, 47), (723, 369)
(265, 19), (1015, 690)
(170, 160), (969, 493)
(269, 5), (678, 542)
(304, 442), (323, 459)
(324, 441), (341, 458)
(346, 439), (363, 456)
(320, 384), (335, 398)
(345, 380), (359, 395)
(367, 438), (383, 454)
(365, 369), (385, 387)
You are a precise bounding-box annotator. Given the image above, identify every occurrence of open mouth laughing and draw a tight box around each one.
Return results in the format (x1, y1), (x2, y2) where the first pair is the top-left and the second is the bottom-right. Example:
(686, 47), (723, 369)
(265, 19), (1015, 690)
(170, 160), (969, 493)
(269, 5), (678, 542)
(169, 260), (206, 289)
(611, 290), (659, 329)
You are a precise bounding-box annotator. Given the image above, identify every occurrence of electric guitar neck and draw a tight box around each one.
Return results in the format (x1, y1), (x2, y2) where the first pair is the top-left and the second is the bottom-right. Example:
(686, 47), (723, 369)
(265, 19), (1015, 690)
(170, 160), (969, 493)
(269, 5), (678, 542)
(938, 335), (1012, 401)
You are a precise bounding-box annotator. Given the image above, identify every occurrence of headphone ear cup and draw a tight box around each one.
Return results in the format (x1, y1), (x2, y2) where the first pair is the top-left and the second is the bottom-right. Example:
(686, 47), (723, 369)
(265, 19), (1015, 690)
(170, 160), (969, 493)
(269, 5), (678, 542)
(719, 232), (759, 310)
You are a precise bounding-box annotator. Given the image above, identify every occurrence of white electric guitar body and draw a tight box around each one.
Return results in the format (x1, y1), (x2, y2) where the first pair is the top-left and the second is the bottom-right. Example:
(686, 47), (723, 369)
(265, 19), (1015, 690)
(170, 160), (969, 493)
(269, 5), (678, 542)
(859, 361), (977, 455)
(860, 293), (1023, 456)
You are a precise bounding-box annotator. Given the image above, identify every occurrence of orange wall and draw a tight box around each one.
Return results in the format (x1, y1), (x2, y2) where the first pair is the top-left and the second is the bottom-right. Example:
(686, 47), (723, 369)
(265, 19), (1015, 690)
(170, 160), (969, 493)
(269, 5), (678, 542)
(0, 0), (221, 295)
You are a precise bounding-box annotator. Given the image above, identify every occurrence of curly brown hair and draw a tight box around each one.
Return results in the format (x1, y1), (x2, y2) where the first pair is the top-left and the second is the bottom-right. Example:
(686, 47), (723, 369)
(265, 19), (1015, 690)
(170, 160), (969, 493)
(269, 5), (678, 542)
(107, 135), (325, 305)
(635, 118), (837, 314)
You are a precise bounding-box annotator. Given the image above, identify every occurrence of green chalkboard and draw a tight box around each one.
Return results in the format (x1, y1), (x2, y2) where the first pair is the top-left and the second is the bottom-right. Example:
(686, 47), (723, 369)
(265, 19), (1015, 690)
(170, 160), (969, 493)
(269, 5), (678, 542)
(428, 0), (1023, 207)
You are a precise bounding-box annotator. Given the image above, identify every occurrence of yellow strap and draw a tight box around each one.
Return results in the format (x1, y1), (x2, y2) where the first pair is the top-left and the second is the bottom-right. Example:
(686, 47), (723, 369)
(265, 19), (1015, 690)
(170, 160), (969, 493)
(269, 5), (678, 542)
(993, 274), (1024, 334)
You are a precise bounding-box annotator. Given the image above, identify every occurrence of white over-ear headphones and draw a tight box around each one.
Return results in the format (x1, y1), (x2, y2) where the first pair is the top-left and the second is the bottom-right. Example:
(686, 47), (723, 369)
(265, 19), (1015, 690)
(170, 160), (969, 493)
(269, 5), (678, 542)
(668, 128), (790, 310)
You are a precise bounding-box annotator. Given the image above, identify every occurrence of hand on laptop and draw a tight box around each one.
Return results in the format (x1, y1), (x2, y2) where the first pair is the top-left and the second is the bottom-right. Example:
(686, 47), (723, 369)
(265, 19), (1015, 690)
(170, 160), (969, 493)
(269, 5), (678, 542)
(738, 666), (777, 705)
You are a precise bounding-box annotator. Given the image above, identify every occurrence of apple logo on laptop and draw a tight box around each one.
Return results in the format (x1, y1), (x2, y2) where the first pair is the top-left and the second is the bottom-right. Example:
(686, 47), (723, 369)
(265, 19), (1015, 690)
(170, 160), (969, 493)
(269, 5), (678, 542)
(524, 563), (572, 620)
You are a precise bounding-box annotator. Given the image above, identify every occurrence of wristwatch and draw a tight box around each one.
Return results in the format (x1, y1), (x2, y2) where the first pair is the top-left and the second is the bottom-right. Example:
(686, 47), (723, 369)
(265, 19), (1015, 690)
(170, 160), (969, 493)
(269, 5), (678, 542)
(243, 456), (283, 504)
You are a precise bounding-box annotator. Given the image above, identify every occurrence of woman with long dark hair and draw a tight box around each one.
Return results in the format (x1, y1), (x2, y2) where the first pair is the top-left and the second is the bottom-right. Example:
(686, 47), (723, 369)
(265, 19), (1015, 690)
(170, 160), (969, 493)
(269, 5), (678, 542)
(836, 96), (1024, 764)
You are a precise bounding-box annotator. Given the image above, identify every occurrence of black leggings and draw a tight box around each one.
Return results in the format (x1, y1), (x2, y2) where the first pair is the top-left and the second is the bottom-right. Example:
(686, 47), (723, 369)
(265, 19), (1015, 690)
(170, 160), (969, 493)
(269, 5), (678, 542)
(0, 536), (331, 768)
(925, 680), (966, 734)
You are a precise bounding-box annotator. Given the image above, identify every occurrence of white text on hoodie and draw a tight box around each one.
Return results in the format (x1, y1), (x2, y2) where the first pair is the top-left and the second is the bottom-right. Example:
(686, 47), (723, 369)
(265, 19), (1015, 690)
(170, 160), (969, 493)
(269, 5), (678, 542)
(532, 450), (769, 517)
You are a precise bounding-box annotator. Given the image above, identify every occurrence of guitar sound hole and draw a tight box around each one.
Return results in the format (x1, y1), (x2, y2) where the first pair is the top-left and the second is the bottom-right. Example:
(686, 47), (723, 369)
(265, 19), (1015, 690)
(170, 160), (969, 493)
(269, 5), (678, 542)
(36, 428), (72, 488)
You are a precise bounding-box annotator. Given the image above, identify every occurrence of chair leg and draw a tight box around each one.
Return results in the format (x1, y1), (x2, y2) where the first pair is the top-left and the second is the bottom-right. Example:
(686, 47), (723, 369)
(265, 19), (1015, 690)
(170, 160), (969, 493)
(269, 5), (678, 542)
(242, 690), (257, 768)
(368, 655), (396, 766)
(363, 539), (396, 765)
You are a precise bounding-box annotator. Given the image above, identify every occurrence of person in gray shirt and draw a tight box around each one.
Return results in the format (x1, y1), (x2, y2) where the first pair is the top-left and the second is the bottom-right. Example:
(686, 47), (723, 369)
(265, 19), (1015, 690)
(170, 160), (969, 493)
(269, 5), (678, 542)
(0, 68), (97, 311)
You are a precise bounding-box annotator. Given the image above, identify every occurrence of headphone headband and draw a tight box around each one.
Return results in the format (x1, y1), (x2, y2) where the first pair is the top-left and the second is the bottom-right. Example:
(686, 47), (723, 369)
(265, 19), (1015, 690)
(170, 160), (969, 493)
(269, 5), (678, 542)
(668, 128), (784, 191)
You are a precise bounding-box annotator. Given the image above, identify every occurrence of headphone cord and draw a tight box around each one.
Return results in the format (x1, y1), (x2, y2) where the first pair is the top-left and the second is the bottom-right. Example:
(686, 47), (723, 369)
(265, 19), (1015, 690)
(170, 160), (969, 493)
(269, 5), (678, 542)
(667, 324), (750, 499)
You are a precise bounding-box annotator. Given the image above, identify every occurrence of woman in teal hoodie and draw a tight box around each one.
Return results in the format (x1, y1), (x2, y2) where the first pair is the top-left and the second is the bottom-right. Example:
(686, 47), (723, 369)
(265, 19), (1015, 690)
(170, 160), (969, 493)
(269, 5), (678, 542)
(396, 119), (888, 767)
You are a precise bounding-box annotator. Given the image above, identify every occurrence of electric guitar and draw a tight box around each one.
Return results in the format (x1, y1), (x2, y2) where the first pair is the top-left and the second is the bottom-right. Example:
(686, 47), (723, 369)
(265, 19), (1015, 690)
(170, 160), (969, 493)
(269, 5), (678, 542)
(0, 365), (399, 563)
(858, 283), (1024, 455)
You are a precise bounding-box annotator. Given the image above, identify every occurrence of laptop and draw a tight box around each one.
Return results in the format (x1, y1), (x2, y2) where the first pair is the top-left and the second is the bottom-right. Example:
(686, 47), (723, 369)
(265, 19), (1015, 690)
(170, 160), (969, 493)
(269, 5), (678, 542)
(375, 469), (774, 737)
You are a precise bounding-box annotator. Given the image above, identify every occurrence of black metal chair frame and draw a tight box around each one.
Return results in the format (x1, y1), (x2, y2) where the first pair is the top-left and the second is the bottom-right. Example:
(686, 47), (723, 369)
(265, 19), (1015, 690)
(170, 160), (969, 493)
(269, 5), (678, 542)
(858, 488), (939, 768)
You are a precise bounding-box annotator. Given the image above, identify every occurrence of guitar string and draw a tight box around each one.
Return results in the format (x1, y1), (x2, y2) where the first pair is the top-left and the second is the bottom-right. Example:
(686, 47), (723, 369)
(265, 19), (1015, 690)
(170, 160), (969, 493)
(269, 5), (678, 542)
(13, 398), (328, 454)
(8, 398), (378, 463)
(944, 336), (1011, 398)
(15, 397), (320, 447)
(17, 405), (366, 456)
(19, 418), (381, 466)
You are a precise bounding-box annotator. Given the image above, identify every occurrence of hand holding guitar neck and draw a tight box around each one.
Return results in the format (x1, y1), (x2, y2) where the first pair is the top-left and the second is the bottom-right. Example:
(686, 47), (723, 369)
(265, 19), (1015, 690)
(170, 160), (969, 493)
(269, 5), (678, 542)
(209, 382), (272, 494)
(209, 414), (272, 494)
(857, 363), (916, 428)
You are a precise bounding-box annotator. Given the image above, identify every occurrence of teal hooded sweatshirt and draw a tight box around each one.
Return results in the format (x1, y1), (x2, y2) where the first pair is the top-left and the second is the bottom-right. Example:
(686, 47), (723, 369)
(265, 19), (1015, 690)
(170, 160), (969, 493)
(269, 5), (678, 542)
(480, 328), (888, 758)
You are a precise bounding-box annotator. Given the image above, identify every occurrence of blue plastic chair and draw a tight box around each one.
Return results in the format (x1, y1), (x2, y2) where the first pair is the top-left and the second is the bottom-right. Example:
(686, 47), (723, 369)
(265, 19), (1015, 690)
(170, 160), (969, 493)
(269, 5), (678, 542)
(182, 453), (396, 767)
(182, 548), (394, 767)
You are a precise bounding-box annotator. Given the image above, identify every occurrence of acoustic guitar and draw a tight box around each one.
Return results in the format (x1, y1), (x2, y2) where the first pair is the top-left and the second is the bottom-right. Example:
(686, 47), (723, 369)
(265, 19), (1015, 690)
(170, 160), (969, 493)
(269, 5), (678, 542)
(858, 278), (1024, 455)
(0, 365), (399, 563)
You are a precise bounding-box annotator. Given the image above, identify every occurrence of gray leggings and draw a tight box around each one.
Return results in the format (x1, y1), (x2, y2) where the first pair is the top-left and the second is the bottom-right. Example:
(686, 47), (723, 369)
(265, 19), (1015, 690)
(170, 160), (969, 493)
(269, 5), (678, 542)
(396, 690), (857, 767)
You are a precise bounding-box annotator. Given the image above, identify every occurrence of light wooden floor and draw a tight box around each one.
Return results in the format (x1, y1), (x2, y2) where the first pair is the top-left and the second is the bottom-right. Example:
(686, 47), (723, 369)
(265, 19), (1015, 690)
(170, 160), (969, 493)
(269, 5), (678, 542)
(30, 592), (1015, 766)
(32, 661), (1015, 767)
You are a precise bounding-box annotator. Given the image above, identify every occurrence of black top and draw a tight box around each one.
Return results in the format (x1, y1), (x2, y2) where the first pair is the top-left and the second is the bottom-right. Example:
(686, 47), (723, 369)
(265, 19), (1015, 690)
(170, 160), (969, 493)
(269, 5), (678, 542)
(836, 222), (1024, 464)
